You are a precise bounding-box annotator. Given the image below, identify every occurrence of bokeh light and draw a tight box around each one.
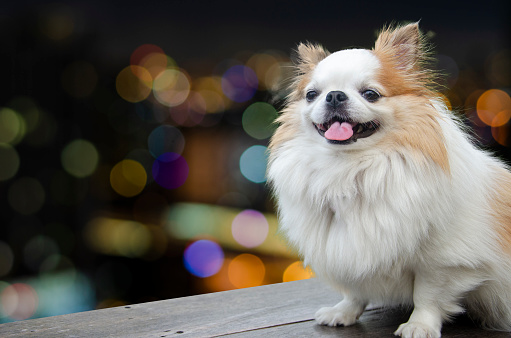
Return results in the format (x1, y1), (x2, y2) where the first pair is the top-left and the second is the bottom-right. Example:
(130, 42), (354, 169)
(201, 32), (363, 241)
(61, 139), (99, 178)
(492, 124), (509, 146)
(194, 76), (229, 113)
(221, 65), (258, 103)
(239, 145), (268, 183)
(153, 69), (191, 107)
(1, 283), (38, 320)
(242, 102), (278, 139)
(246, 52), (283, 90)
(147, 125), (185, 159)
(110, 160), (147, 197)
(231, 209), (269, 248)
(116, 65), (152, 103)
(38, 6), (74, 41)
(476, 89), (511, 127)
(0, 144), (20, 181)
(0, 241), (14, 277)
(8, 177), (46, 215)
(282, 261), (315, 282)
(130, 44), (165, 68)
(0, 108), (25, 145)
(85, 217), (152, 258)
(228, 254), (265, 288)
(23, 236), (60, 272)
(487, 50), (511, 87)
(183, 240), (224, 278)
(152, 152), (189, 189)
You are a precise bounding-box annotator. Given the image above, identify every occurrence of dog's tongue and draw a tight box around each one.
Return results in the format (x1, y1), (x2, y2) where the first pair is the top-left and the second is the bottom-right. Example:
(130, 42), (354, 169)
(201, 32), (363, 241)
(324, 121), (354, 141)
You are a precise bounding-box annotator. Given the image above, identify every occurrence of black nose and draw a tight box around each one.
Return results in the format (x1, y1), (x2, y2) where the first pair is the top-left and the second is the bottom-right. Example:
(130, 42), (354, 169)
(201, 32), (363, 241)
(325, 91), (348, 107)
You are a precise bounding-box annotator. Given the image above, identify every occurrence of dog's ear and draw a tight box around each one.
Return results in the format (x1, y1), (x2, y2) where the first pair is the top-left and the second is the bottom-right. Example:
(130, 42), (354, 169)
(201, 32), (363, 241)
(373, 22), (436, 94)
(293, 42), (329, 76)
(374, 22), (423, 72)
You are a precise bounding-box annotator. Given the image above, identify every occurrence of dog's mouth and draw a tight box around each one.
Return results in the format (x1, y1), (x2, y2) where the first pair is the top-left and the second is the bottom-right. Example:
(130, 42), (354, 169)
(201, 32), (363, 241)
(313, 118), (380, 144)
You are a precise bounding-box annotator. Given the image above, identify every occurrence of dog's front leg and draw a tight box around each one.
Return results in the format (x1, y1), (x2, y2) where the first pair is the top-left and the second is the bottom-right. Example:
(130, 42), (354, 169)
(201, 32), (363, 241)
(394, 270), (465, 338)
(315, 295), (367, 327)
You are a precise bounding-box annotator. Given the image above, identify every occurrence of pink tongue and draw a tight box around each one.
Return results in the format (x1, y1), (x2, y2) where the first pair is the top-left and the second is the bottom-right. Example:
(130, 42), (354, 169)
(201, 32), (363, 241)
(324, 121), (354, 141)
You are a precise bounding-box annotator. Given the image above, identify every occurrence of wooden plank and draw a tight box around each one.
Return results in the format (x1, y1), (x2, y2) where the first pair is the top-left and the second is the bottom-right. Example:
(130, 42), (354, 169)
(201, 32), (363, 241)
(226, 308), (510, 337)
(0, 278), (508, 337)
(0, 279), (336, 337)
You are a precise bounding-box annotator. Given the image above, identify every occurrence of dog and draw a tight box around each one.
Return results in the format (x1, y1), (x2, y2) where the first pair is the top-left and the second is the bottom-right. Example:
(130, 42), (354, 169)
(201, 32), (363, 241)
(267, 22), (511, 337)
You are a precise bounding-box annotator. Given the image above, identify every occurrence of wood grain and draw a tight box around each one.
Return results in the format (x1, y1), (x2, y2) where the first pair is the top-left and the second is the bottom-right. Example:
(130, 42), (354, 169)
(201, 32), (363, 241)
(0, 278), (507, 337)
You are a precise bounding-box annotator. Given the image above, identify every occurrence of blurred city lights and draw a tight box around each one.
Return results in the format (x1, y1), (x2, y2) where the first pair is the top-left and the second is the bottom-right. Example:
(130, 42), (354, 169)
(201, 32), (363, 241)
(23, 236), (59, 272)
(242, 102), (278, 139)
(282, 261), (315, 283)
(221, 65), (258, 103)
(0, 242), (14, 277)
(228, 254), (265, 289)
(153, 69), (191, 107)
(130, 44), (165, 69)
(61, 139), (99, 178)
(246, 52), (284, 90)
(194, 76), (230, 113)
(165, 202), (291, 256)
(0, 144), (20, 181)
(239, 145), (268, 183)
(110, 159), (147, 197)
(1, 283), (38, 321)
(147, 125), (185, 159)
(85, 217), (152, 257)
(152, 152), (189, 189)
(0, 108), (25, 144)
(183, 240), (224, 278)
(38, 6), (75, 41)
(487, 50), (511, 87)
(116, 65), (153, 103)
(476, 89), (511, 127)
(231, 209), (269, 248)
(8, 177), (46, 215)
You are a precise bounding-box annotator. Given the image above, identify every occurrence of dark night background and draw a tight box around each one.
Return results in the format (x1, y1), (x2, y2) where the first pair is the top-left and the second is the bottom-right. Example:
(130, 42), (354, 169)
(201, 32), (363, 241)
(0, 0), (510, 322)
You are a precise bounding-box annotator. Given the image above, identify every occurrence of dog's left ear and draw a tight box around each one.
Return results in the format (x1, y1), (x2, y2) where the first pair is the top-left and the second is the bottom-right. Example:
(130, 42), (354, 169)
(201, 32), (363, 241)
(374, 22), (423, 72)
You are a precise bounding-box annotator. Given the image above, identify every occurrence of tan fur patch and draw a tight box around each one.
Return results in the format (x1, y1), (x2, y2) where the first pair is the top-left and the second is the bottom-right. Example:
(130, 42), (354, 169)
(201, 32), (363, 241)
(492, 167), (511, 253)
(290, 43), (329, 101)
(381, 95), (450, 173)
(373, 23), (437, 96)
(270, 43), (328, 153)
(268, 103), (301, 153)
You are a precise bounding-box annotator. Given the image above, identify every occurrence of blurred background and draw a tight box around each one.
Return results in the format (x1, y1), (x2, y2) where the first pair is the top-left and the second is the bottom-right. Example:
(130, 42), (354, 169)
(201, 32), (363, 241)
(0, 0), (510, 323)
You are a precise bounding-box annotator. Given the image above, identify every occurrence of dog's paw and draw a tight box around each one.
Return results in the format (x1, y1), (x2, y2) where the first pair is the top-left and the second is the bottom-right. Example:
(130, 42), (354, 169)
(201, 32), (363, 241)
(394, 322), (441, 338)
(314, 305), (360, 327)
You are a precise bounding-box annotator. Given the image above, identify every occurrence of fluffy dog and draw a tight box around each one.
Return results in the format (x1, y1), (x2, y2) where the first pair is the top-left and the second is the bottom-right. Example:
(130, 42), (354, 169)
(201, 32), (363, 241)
(268, 23), (511, 337)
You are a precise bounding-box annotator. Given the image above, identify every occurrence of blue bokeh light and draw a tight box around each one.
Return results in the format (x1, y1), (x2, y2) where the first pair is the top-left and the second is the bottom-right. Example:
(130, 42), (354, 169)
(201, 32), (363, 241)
(239, 145), (268, 183)
(221, 65), (258, 103)
(183, 239), (224, 278)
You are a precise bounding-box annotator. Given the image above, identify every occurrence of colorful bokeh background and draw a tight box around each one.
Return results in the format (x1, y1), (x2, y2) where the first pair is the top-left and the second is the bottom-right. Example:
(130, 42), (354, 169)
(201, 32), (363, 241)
(0, 0), (510, 323)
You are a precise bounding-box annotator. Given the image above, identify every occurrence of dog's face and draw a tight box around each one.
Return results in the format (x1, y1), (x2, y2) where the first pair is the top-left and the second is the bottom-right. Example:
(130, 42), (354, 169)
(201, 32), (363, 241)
(302, 49), (387, 147)
(273, 23), (445, 158)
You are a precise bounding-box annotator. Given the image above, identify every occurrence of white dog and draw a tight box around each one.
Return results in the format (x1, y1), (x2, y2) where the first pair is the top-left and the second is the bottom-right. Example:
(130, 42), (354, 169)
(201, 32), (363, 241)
(268, 23), (511, 337)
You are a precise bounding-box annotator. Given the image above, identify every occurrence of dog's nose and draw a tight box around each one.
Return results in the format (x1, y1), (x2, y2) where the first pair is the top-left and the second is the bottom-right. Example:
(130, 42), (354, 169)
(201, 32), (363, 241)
(325, 91), (348, 107)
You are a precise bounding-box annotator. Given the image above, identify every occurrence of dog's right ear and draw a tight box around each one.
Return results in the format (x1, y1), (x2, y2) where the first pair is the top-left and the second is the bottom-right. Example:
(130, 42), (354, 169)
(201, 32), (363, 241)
(293, 42), (329, 76)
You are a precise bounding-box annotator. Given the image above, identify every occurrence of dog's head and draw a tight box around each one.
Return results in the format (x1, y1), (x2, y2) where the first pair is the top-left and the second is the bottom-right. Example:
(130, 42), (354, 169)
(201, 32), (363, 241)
(272, 23), (447, 163)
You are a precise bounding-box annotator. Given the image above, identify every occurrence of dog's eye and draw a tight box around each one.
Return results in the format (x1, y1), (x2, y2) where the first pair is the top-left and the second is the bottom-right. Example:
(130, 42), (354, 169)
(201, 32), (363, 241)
(361, 89), (381, 103)
(306, 90), (318, 102)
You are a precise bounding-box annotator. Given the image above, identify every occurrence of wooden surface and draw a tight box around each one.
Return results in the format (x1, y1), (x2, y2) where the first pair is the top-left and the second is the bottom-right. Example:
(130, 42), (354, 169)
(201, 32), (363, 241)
(0, 278), (508, 337)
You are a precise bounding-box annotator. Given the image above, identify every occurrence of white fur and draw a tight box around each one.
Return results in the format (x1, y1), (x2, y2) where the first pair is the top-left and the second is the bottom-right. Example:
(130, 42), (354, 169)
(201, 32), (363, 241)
(268, 49), (511, 337)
